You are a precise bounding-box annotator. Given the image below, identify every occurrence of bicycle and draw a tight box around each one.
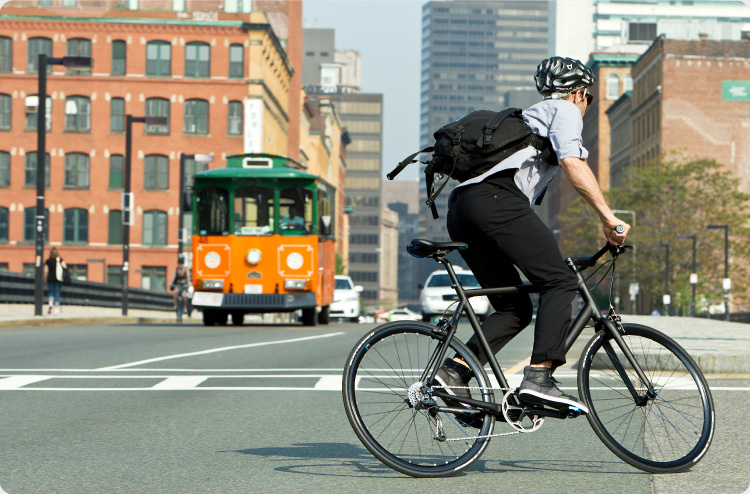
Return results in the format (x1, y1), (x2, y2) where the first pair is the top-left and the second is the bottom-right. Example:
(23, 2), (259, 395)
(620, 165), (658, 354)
(342, 240), (714, 478)
(173, 284), (189, 323)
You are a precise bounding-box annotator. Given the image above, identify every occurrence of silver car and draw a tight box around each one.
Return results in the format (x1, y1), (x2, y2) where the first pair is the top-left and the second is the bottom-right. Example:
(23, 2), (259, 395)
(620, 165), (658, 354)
(420, 268), (491, 322)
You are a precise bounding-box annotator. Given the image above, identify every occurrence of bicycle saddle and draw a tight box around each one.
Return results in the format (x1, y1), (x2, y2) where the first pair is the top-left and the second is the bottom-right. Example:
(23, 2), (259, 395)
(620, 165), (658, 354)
(406, 239), (468, 259)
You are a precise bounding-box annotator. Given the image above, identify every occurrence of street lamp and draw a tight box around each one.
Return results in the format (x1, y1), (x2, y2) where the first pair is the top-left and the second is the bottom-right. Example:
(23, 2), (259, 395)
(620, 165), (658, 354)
(676, 235), (697, 316)
(654, 243), (670, 315)
(707, 224), (730, 320)
(33, 54), (92, 316)
(178, 153), (213, 259)
(121, 114), (168, 316)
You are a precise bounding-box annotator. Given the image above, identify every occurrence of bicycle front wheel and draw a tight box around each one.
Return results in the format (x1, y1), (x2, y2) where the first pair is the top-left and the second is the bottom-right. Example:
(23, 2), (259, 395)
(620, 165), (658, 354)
(343, 321), (495, 477)
(578, 323), (714, 473)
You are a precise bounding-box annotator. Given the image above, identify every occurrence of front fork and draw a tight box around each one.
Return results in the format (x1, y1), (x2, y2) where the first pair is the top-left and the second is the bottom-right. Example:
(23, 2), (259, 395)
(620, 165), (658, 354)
(566, 258), (657, 404)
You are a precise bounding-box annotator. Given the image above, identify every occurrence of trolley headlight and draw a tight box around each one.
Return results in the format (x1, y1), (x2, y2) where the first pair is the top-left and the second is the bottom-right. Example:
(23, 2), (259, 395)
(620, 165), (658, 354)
(202, 279), (224, 289)
(284, 279), (309, 290)
(246, 248), (261, 265)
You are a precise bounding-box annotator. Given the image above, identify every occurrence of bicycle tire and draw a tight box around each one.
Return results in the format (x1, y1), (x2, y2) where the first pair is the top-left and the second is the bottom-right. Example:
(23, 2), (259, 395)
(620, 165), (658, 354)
(578, 323), (714, 473)
(176, 292), (183, 323)
(343, 321), (495, 478)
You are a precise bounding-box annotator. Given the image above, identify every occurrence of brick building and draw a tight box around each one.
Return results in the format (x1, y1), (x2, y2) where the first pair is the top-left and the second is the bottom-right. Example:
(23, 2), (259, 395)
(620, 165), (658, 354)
(0, 3), (304, 291)
(631, 36), (750, 192)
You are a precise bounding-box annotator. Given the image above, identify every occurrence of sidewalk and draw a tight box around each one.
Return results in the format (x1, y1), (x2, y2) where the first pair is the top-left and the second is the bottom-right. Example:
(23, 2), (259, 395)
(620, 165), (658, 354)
(0, 303), (176, 327)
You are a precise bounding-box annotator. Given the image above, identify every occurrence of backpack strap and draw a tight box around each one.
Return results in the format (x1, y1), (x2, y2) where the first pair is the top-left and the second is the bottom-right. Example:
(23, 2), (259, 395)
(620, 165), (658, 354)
(479, 108), (519, 147)
(387, 147), (433, 180)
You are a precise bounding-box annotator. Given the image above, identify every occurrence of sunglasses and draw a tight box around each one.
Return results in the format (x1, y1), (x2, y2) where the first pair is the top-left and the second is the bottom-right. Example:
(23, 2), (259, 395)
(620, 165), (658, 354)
(581, 89), (593, 105)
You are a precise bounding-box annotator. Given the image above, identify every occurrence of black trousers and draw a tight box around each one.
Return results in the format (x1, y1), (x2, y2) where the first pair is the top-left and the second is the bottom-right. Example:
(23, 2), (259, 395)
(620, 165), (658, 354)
(446, 180), (578, 368)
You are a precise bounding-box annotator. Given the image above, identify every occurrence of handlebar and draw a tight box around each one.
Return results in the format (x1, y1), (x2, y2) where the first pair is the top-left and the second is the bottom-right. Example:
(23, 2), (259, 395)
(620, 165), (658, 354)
(569, 243), (633, 269)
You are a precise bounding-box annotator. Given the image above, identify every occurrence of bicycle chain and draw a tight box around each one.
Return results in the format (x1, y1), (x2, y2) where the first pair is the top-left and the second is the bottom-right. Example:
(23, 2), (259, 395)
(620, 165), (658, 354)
(429, 386), (530, 441)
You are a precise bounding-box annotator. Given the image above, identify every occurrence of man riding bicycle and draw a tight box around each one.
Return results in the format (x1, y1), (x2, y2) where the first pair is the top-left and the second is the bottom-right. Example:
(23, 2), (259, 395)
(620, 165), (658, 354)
(435, 56), (630, 414)
(170, 256), (192, 315)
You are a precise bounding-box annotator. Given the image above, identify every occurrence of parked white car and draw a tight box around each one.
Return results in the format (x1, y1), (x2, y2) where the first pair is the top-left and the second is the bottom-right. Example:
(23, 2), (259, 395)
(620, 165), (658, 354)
(420, 268), (491, 322)
(331, 275), (363, 322)
(378, 308), (421, 322)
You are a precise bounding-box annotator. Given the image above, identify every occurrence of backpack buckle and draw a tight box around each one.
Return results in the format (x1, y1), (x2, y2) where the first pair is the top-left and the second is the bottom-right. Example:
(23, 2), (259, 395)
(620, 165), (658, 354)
(452, 126), (464, 145)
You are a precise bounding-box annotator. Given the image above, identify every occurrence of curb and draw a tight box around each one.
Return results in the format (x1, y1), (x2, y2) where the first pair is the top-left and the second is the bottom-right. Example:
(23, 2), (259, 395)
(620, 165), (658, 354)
(0, 316), (176, 328)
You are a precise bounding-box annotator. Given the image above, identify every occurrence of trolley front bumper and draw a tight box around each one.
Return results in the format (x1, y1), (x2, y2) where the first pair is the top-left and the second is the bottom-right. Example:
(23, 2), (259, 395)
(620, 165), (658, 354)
(191, 291), (316, 312)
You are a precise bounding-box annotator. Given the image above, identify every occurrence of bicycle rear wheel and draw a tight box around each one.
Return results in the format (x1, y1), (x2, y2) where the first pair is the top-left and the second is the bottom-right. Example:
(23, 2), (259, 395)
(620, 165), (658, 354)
(176, 293), (183, 323)
(343, 321), (495, 477)
(578, 323), (714, 473)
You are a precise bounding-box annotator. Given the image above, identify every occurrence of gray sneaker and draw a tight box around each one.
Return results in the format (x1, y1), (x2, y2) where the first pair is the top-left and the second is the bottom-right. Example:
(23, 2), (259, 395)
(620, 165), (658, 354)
(518, 366), (589, 414)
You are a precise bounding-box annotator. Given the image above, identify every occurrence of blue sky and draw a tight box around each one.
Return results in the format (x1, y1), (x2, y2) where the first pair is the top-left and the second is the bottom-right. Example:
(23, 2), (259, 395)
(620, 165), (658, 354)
(303, 0), (424, 181)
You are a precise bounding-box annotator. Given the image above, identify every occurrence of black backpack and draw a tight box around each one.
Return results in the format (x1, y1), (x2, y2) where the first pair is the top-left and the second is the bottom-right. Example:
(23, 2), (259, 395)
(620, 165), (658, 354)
(388, 108), (555, 218)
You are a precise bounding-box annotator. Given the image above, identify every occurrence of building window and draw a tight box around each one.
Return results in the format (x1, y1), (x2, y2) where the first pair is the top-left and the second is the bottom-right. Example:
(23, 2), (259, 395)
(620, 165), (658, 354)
(141, 265), (166, 291)
(107, 265), (122, 286)
(624, 74), (633, 92)
(0, 206), (8, 243)
(25, 95), (51, 131)
(24, 152), (50, 187)
(110, 97), (125, 132)
(23, 207), (49, 242)
(146, 41), (171, 77)
(111, 40), (126, 75)
(0, 94), (9, 130)
(0, 151), (9, 186)
(144, 154), (169, 190)
(145, 97), (170, 134)
(185, 41), (210, 78)
(64, 153), (90, 189)
(606, 74), (620, 100)
(0, 36), (11, 73)
(27, 37), (52, 73)
(183, 156), (209, 189)
(108, 209), (122, 244)
(65, 38), (91, 75)
(183, 99), (209, 135)
(66, 264), (87, 281)
(109, 154), (123, 189)
(228, 100), (242, 135)
(64, 96), (91, 132)
(229, 44), (244, 78)
(629, 22), (657, 43)
(63, 208), (88, 244)
(142, 210), (167, 246)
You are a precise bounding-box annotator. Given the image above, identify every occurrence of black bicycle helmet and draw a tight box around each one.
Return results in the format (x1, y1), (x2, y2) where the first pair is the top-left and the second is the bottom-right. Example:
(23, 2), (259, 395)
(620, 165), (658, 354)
(535, 56), (596, 96)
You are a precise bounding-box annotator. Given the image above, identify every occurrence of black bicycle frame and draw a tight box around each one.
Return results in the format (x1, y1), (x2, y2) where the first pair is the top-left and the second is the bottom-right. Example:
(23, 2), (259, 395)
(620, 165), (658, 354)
(425, 247), (655, 412)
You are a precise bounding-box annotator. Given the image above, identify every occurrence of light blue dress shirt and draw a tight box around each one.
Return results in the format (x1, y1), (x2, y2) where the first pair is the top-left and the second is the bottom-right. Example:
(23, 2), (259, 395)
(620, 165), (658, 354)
(456, 99), (589, 204)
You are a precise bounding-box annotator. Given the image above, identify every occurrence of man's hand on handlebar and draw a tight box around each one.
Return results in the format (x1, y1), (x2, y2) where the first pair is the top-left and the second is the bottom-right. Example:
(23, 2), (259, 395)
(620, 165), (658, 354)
(603, 218), (630, 245)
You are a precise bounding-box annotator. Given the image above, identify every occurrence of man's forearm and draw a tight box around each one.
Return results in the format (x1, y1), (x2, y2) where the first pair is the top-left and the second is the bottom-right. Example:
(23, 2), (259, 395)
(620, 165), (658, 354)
(560, 156), (618, 226)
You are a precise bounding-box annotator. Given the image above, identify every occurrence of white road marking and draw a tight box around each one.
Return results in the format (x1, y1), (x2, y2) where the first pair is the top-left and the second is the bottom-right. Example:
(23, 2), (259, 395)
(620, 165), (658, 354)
(151, 377), (208, 390)
(0, 375), (52, 389)
(313, 375), (342, 390)
(0, 370), (746, 392)
(98, 332), (345, 370)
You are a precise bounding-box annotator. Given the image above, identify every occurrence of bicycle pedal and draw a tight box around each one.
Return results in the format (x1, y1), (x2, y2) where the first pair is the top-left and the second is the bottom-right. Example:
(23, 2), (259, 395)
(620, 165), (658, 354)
(564, 406), (585, 418)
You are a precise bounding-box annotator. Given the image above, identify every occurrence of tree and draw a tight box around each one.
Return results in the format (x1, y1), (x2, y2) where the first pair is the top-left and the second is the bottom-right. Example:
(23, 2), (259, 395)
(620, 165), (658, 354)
(558, 155), (750, 315)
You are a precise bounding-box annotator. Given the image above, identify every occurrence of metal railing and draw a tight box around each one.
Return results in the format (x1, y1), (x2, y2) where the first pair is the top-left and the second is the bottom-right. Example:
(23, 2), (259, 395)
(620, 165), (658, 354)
(0, 271), (173, 312)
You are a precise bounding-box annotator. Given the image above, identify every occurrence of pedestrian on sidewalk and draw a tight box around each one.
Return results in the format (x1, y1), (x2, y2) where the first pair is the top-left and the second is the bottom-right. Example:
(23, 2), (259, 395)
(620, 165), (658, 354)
(44, 247), (66, 316)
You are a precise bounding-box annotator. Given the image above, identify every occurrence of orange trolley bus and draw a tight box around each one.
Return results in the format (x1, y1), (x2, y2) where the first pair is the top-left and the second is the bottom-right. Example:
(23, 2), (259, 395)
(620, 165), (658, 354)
(189, 153), (336, 326)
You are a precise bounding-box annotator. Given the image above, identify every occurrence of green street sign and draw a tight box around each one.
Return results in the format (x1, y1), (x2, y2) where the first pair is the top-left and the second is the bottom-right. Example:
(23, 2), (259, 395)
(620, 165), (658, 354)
(722, 81), (750, 101)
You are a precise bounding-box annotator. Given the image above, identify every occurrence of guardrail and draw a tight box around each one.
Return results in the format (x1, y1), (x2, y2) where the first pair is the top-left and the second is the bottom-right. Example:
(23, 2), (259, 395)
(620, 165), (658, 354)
(0, 271), (173, 311)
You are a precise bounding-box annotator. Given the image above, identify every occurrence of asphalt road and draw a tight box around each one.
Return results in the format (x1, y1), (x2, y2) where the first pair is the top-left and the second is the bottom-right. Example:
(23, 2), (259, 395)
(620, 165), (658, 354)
(0, 320), (748, 494)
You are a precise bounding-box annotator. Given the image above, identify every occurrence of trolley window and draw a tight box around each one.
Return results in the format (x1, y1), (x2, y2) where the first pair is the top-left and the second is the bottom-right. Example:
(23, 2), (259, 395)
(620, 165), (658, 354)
(279, 186), (313, 235)
(234, 185), (274, 235)
(196, 186), (229, 235)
